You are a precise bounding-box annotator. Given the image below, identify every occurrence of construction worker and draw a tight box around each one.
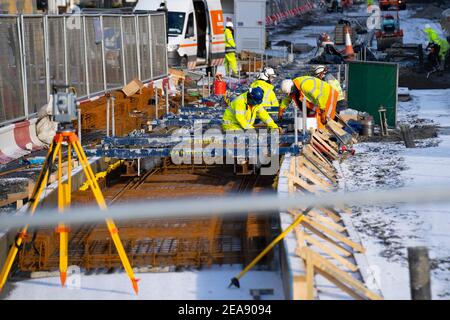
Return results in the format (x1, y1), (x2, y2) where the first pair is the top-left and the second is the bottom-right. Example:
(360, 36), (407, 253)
(312, 65), (346, 113)
(222, 87), (279, 132)
(278, 77), (339, 130)
(423, 24), (449, 71)
(224, 21), (238, 76)
(249, 67), (279, 116)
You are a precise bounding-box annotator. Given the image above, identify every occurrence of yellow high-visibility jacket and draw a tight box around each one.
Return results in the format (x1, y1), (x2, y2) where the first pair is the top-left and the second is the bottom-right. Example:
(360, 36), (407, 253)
(280, 76), (337, 114)
(222, 92), (279, 131)
(424, 26), (450, 60)
(324, 74), (344, 101)
(225, 28), (236, 53)
(250, 80), (279, 108)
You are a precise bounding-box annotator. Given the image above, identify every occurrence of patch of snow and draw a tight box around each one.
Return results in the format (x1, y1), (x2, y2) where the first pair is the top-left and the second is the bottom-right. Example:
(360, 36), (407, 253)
(339, 89), (450, 299)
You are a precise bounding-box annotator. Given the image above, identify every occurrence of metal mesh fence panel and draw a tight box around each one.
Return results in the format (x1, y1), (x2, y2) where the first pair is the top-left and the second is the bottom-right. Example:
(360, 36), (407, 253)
(0, 17), (24, 123)
(138, 15), (151, 81)
(151, 14), (167, 79)
(122, 16), (138, 84)
(103, 16), (123, 90)
(47, 17), (66, 89)
(85, 16), (104, 94)
(22, 16), (46, 115)
(66, 16), (87, 97)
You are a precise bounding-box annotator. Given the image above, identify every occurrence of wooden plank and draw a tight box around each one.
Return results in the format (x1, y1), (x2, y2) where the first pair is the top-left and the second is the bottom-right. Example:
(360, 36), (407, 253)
(315, 268), (365, 300)
(318, 207), (342, 222)
(285, 171), (317, 194)
(296, 231), (358, 272)
(302, 217), (365, 253)
(312, 132), (339, 157)
(306, 144), (334, 170)
(298, 163), (334, 191)
(299, 157), (337, 185)
(301, 222), (352, 257)
(293, 275), (308, 300)
(297, 247), (382, 300)
(290, 208), (344, 232)
(308, 211), (346, 232)
(316, 130), (340, 151)
(305, 249), (315, 300)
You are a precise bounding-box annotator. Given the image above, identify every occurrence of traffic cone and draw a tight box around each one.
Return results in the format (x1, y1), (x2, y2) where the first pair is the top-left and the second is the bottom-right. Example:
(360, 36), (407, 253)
(343, 25), (355, 61)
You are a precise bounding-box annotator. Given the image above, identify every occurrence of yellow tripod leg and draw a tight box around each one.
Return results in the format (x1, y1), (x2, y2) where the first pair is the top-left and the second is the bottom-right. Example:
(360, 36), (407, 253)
(229, 207), (313, 288)
(72, 140), (139, 294)
(57, 145), (68, 287)
(0, 141), (61, 291)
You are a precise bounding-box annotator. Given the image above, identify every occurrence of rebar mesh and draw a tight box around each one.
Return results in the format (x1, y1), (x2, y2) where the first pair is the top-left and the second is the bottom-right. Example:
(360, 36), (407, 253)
(0, 17), (24, 122)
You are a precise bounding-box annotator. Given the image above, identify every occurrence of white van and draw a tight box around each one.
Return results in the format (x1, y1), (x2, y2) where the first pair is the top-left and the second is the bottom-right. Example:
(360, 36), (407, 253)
(134, 0), (226, 70)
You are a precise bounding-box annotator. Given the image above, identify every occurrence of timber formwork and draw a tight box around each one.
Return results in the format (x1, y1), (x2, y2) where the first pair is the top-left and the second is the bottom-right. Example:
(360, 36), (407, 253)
(17, 163), (275, 272)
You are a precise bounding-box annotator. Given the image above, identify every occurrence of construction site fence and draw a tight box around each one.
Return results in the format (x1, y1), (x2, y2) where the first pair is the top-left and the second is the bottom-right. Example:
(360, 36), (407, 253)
(266, 0), (315, 25)
(0, 12), (168, 126)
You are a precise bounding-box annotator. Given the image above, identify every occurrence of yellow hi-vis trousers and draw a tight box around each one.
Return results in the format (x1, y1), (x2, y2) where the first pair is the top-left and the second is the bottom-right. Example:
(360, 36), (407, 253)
(225, 52), (238, 76)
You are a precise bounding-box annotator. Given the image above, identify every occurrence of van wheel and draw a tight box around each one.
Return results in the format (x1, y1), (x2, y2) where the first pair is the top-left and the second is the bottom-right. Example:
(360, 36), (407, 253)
(180, 56), (188, 69)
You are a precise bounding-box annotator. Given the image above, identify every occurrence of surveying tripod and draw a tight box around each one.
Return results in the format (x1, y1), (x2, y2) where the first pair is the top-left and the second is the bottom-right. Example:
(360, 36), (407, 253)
(0, 123), (139, 294)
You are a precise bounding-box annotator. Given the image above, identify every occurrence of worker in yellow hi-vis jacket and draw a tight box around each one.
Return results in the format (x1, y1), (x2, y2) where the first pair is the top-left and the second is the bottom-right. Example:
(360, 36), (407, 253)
(250, 67), (279, 116)
(279, 76), (339, 130)
(222, 87), (279, 132)
(224, 21), (238, 76)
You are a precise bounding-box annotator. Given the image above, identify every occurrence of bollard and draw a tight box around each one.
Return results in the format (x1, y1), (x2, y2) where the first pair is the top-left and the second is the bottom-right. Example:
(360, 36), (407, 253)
(408, 247), (432, 300)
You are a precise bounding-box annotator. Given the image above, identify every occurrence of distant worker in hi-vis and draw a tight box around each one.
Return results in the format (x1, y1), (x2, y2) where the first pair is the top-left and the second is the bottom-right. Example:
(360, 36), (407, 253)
(224, 21), (238, 76)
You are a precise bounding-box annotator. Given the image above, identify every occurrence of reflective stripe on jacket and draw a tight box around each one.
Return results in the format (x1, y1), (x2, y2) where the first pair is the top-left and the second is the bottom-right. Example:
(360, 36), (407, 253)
(280, 76), (337, 112)
(222, 92), (278, 131)
(250, 80), (279, 108)
(324, 74), (344, 101)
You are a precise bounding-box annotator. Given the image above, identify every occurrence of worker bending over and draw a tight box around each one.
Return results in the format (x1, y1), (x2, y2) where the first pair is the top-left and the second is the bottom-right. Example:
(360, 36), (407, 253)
(423, 24), (449, 71)
(224, 21), (238, 76)
(278, 76), (339, 130)
(313, 65), (346, 112)
(250, 67), (279, 115)
(222, 87), (279, 132)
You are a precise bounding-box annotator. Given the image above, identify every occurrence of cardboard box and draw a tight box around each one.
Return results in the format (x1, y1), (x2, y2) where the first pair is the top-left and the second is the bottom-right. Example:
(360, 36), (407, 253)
(122, 79), (144, 97)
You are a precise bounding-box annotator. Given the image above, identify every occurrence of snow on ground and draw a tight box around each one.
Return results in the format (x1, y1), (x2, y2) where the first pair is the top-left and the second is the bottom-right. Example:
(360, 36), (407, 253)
(5, 265), (284, 300)
(339, 89), (450, 299)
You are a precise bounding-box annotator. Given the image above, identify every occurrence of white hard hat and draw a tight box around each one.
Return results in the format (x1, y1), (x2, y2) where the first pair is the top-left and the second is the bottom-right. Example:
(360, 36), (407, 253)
(424, 24), (431, 30)
(313, 65), (327, 77)
(281, 79), (294, 94)
(226, 21), (234, 28)
(258, 67), (277, 81)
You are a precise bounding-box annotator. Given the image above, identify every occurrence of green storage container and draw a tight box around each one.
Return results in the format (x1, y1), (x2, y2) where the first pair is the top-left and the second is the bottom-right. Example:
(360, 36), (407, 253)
(347, 61), (398, 127)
